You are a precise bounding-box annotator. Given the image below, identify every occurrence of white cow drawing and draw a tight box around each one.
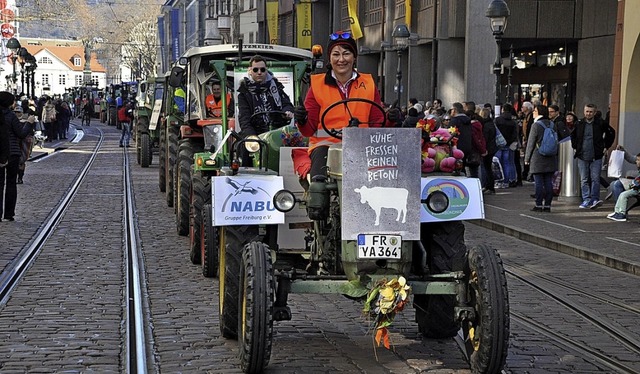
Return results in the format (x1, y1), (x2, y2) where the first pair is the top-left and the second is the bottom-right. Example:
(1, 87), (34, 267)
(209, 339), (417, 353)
(353, 186), (408, 226)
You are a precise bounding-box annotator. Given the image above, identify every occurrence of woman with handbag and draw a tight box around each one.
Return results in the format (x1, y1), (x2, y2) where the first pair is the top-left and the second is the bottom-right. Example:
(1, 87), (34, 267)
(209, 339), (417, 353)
(524, 105), (557, 212)
(480, 107), (498, 194)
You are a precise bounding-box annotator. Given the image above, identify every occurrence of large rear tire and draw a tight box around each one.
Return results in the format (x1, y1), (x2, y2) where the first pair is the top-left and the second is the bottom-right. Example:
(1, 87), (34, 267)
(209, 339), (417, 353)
(175, 140), (194, 236)
(201, 203), (218, 277)
(219, 226), (260, 339)
(463, 244), (509, 374)
(158, 123), (166, 192)
(140, 133), (152, 168)
(239, 241), (274, 374)
(189, 171), (209, 264)
(415, 221), (467, 338)
(166, 126), (179, 207)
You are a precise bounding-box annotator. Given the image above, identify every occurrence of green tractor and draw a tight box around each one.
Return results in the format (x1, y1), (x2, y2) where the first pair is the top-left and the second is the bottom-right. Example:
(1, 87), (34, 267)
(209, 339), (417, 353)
(164, 44), (314, 277)
(134, 77), (165, 168)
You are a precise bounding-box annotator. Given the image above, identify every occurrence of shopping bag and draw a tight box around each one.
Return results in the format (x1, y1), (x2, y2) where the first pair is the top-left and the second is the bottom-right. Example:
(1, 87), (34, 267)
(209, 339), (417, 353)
(552, 170), (562, 196)
(492, 156), (504, 181)
(607, 150), (624, 178)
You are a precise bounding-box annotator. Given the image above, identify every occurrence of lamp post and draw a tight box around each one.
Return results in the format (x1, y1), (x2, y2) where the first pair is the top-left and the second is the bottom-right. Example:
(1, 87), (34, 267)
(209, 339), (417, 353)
(6, 37), (21, 94)
(485, 0), (510, 108)
(392, 24), (410, 108)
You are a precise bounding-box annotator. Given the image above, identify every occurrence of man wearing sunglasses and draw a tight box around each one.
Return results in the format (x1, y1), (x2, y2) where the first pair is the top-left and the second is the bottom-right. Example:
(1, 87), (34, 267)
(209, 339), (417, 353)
(294, 31), (399, 181)
(237, 55), (294, 165)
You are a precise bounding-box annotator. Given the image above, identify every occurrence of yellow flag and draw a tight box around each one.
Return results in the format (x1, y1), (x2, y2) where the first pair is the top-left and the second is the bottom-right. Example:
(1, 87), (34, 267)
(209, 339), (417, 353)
(266, 0), (279, 44)
(296, 3), (312, 49)
(406, 0), (412, 28)
(347, 0), (363, 39)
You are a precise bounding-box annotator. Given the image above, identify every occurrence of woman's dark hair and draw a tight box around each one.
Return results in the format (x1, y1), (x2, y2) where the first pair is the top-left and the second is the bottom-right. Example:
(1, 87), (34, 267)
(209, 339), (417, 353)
(534, 104), (549, 119)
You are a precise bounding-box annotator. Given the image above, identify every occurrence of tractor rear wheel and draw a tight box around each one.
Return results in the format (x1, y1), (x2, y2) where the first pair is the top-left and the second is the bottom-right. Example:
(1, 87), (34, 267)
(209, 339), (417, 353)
(140, 133), (152, 167)
(158, 123), (166, 192)
(239, 241), (274, 374)
(189, 172), (209, 264)
(166, 126), (179, 207)
(175, 140), (194, 236)
(415, 221), (467, 338)
(201, 203), (218, 278)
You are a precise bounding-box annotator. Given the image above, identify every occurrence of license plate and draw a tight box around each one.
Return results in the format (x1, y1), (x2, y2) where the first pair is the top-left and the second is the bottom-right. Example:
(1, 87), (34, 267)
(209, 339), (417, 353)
(357, 234), (402, 259)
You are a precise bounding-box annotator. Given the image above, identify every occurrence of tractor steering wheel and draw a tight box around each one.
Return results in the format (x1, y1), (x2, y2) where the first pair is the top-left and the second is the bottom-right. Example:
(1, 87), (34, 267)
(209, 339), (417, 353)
(320, 98), (386, 139)
(249, 110), (291, 128)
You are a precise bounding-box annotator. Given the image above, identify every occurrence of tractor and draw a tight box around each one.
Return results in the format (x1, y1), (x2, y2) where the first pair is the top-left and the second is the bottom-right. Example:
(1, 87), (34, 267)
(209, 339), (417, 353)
(134, 76), (165, 167)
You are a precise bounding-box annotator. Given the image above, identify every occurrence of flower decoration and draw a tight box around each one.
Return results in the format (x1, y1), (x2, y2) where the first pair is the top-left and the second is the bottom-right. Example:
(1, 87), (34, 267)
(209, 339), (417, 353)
(280, 125), (308, 147)
(417, 116), (464, 173)
(363, 276), (411, 351)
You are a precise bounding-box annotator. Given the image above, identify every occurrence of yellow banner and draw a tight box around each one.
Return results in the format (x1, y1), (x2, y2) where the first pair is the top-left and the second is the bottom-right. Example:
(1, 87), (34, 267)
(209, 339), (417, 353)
(347, 0), (363, 39)
(406, 0), (412, 28)
(266, 0), (279, 44)
(296, 3), (312, 49)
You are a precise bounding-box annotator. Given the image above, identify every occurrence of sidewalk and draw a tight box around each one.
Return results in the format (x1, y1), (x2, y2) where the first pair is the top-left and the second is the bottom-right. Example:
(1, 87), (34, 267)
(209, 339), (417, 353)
(475, 182), (640, 276)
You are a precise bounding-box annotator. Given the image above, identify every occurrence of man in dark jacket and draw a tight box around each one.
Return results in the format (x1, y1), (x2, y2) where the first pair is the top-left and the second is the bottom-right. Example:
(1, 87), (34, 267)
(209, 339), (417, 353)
(571, 103), (613, 209)
(237, 55), (294, 166)
(494, 103), (518, 188)
(0, 92), (35, 221)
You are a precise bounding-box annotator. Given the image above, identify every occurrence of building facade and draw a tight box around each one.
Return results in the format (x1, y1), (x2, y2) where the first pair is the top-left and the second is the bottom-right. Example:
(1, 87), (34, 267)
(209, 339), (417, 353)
(20, 38), (107, 97)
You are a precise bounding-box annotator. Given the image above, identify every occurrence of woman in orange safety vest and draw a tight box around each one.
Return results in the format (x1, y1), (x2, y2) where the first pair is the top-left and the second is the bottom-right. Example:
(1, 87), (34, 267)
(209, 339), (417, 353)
(294, 31), (398, 180)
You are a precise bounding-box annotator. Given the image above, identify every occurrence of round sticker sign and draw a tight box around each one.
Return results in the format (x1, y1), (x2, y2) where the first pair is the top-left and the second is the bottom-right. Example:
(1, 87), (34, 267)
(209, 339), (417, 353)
(422, 178), (470, 219)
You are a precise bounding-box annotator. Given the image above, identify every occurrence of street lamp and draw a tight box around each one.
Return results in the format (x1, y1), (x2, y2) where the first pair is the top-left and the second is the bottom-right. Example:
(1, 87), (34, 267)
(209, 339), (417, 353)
(6, 37), (21, 94)
(17, 48), (29, 95)
(486, 0), (510, 107)
(392, 24), (410, 108)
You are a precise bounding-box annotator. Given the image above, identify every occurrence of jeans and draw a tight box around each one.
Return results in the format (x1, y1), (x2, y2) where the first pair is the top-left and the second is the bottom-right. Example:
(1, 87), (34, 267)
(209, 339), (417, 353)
(120, 122), (131, 145)
(577, 158), (603, 202)
(614, 188), (639, 214)
(533, 172), (554, 207)
(495, 148), (516, 184)
(611, 179), (626, 201)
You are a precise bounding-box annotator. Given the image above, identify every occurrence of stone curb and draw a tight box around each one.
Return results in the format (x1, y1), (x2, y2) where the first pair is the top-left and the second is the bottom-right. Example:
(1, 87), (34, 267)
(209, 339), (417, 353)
(470, 219), (640, 277)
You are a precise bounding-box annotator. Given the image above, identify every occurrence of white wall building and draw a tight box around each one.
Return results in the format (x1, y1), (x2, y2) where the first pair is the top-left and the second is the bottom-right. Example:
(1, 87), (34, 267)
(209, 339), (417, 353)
(21, 38), (107, 97)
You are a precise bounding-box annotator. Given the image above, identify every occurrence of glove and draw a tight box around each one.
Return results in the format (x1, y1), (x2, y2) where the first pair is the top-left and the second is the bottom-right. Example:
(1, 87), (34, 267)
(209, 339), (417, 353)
(294, 105), (307, 126)
(387, 108), (401, 123)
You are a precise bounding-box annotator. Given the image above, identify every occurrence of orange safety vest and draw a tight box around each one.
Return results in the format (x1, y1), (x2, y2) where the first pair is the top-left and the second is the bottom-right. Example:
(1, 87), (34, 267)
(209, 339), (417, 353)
(309, 73), (376, 152)
(206, 93), (232, 117)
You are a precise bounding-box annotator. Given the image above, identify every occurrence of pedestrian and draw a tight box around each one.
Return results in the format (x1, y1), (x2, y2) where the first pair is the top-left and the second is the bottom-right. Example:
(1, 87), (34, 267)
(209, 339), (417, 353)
(118, 103), (133, 147)
(0, 92), (36, 221)
(606, 165), (640, 222)
(524, 105), (557, 212)
(571, 103), (615, 209)
(450, 102), (482, 178)
(41, 96), (57, 141)
(605, 145), (640, 201)
(58, 101), (72, 139)
(565, 111), (578, 133)
(480, 107), (497, 194)
(494, 103), (518, 188)
(402, 107), (419, 128)
(520, 101), (534, 184)
(14, 104), (34, 184)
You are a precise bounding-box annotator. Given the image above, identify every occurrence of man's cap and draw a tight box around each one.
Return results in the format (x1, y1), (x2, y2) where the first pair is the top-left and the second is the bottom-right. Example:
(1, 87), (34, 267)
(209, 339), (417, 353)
(327, 31), (357, 58)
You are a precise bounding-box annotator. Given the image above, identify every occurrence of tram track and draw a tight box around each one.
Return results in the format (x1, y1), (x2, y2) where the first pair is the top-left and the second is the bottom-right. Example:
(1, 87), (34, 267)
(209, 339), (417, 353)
(0, 131), (105, 306)
(0, 129), (156, 372)
(505, 264), (640, 371)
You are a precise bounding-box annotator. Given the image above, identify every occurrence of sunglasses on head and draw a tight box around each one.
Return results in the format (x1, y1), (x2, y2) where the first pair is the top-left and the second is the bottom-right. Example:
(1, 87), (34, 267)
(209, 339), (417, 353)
(251, 67), (266, 73)
(329, 31), (351, 40)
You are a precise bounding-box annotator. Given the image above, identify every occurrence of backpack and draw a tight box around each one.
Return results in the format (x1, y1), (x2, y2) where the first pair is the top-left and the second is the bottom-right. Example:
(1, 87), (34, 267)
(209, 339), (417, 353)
(536, 120), (558, 156)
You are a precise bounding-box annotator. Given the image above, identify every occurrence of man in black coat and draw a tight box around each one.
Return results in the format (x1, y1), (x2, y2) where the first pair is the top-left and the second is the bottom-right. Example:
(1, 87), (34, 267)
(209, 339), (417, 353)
(571, 103), (614, 209)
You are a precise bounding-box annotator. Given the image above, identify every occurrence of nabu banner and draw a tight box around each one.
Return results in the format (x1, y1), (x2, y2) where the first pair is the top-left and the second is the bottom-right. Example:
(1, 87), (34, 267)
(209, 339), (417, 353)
(211, 175), (285, 226)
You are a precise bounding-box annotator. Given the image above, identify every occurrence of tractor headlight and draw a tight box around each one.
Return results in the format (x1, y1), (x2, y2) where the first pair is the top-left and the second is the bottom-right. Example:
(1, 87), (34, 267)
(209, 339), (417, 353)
(426, 190), (449, 214)
(244, 135), (260, 153)
(273, 190), (296, 212)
